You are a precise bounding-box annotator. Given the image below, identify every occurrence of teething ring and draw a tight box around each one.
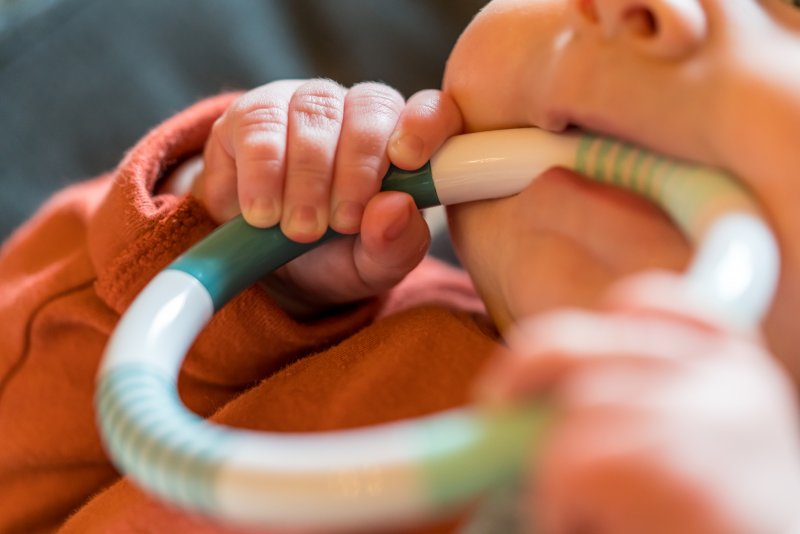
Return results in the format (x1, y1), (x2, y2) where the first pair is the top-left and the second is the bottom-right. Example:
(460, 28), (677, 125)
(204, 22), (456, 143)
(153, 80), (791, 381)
(96, 129), (779, 530)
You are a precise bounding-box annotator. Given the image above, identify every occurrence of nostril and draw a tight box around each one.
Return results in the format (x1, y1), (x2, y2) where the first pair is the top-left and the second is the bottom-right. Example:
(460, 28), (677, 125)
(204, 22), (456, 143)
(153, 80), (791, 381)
(577, 0), (599, 23)
(574, 0), (706, 59)
(623, 6), (658, 38)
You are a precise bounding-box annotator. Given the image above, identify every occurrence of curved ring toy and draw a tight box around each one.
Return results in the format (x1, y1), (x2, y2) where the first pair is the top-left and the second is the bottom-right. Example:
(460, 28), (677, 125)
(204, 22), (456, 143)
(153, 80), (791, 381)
(96, 128), (780, 530)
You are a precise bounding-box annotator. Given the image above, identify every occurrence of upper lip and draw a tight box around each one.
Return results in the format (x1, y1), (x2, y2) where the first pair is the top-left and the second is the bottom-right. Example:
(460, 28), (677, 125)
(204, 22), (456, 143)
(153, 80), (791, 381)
(555, 111), (635, 149)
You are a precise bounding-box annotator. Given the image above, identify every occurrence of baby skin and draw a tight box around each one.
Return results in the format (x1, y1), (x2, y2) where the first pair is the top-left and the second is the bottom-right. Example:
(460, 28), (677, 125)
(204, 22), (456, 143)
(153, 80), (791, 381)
(171, 1), (800, 532)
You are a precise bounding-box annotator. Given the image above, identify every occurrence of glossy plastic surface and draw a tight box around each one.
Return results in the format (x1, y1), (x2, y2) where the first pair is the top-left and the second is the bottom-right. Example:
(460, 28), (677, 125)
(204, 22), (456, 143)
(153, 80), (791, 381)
(98, 127), (781, 530)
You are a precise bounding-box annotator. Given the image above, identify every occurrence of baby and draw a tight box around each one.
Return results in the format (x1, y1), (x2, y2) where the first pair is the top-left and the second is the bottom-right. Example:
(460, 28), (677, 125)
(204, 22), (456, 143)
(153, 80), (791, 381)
(2, 0), (800, 533)
(187, 1), (800, 531)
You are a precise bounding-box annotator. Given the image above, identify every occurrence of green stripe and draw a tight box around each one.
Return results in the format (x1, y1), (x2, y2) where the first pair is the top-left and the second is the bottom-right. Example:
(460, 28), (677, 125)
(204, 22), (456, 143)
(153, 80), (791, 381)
(628, 149), (647, 194)
(611, 142), (632, 187)
(570, 134), (752, 246)
(419, 404), (553, 508)
(593, 137), (614, 184)
(575, 134), (595, 175)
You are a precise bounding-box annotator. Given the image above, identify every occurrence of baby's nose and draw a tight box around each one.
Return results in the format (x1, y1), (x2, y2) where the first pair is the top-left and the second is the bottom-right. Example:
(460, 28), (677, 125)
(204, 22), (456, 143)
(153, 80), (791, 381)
(570, 0), (707, 59)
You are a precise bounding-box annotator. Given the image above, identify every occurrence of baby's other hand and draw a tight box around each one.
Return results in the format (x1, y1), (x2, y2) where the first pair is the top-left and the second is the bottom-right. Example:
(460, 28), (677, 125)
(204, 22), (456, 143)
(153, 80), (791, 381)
(192, 80), (462, 317)
(477, 274), (800, 534)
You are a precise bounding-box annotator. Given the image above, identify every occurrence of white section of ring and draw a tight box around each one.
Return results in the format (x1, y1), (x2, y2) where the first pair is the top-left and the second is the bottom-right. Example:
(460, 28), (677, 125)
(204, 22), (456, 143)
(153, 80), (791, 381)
(214, 424), (432, 526)
(687, 214), (780, 328)
(99, 270), (214, 380)
(430, 128), (580, 205)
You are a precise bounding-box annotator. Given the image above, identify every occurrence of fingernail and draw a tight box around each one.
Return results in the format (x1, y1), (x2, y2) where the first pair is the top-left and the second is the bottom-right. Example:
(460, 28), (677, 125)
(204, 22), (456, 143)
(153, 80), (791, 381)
(383, 201), (412, 241)
(331, 200), (364, 233)
(286, 205), (321, 237)
(244, 197), (280, 228)
(390, 132), (425, 167)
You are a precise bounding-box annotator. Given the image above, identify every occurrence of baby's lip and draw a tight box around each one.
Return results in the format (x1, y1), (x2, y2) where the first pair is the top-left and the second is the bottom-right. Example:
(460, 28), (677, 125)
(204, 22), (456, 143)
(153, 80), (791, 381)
(559, 114), (642, 155)
(526, 118), (704, 220)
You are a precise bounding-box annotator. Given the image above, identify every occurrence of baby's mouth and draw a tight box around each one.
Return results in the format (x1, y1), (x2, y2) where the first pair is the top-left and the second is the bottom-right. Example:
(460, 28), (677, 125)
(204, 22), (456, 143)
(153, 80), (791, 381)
(438, 120), (765, 243)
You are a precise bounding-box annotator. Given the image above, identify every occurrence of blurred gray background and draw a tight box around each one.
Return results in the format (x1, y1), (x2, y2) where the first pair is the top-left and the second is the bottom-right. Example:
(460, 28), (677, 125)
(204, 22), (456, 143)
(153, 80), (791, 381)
(0, 0), (485, 240)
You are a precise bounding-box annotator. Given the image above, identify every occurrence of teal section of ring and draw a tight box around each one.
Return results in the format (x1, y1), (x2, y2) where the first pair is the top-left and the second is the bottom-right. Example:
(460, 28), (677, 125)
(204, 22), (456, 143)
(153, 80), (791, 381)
(381, 162), (439, 209)
(169, 163), (438, 310)
(97, 363), (230, 513)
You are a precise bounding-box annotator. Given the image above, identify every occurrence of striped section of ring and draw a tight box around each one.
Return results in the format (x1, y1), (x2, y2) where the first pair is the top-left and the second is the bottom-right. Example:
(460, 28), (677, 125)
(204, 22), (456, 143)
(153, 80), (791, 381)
(574, 134), (757, 240)
(97, 364), (229, 513)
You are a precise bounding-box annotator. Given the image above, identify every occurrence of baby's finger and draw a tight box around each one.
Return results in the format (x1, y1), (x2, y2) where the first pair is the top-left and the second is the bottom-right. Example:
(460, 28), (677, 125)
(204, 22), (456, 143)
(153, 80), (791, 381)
(194, 122), (239, 222)
(282, 79), (347, 243)
(353, 191), (431, 293)
(532, 414), (702, 534)
(605, 270), (755, 337)
(388, 89), (463, 171)
(271, 192), (430, 307)
(329, 83), (405, 234)
(227, 80), (304, 227)
(475, 311), (702, 405)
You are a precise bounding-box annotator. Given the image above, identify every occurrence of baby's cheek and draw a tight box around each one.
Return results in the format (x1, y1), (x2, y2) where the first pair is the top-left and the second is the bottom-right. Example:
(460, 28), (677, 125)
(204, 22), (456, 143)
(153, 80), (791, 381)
(763, 278), (800, 385)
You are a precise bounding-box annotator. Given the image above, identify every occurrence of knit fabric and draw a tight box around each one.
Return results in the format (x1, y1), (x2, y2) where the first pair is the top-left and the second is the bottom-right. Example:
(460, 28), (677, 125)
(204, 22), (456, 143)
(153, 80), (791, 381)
(0, 96), (497, 533)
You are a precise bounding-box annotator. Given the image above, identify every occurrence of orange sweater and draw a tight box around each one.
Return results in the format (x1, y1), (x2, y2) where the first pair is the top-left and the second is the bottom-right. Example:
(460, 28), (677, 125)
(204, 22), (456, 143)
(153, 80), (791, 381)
(0, 95), (499, 533)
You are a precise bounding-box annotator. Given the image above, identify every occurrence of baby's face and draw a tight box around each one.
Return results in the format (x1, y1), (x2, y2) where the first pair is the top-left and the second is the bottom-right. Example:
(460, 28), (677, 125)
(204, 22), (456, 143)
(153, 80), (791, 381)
(443, 0), (800, 377)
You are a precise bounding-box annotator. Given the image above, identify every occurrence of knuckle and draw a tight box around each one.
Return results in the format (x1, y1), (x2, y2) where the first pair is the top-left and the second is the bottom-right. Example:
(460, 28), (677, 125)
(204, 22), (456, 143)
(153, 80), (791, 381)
(407, 89), (445, 120)
(413, 98), (441, 120)
(289, 167), (331, 198)
(237, 102), (289, 134)
(348, 135), (392, 164)
(236, 132), (284, 167)
(291, 80), (345, 128)
(340, 87), (403, 175)
(340, 159), (385, 186)
(228, 101), (289, 164)
(237, 136), (284, 169)
(289, 146), (334, 191)
(348, 83), (403, 118)
(293, 136), (330, 165)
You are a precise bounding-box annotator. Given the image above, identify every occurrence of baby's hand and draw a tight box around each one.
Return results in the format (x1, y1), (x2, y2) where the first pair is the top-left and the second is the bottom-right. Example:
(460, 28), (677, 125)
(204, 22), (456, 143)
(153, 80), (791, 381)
(192, 80), (462, 317)
(477, 273), (800, 534)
